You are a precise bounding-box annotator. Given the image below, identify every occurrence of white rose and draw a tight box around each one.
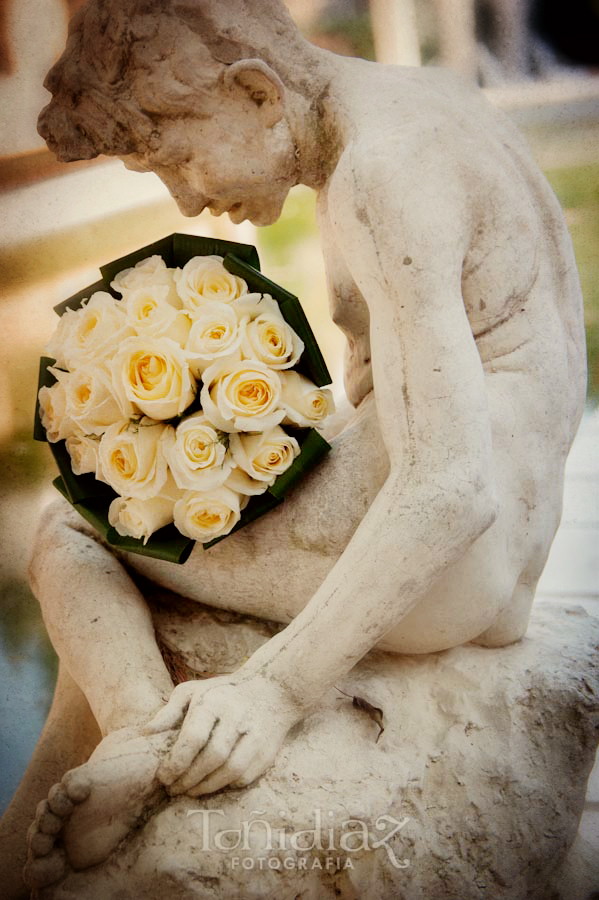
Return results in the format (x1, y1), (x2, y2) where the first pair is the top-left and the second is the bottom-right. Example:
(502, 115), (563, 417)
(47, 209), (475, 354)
(98, 419), (171, 500)
(124, 284), (191, 345)
(111, 336), (196, 420)
(280, 371), (335, 428)
(108, 492), (177, 544)
(64, 364), (130, 435)
(184, 302), (243, 376)
(111, 255), (181, 306)
(46, 293), (134, 370)
(162, 412), (234, 491)
(175, 255), (249, 311)
(229, 426), (300, 484)
(174, 486), (241, 542)
(200, 359), (285, 433)
(44, 308), (77, 370)
(236, 295), (304, 370)
(38, 380), (77, 443)
(65, 431), (103, 477)
(224, 467), (269, 497)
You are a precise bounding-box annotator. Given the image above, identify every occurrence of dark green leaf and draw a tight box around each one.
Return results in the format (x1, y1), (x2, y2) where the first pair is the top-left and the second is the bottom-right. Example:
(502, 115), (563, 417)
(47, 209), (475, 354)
(54, 279), (114, 316)
(269, 428), (331, 499)
(52, 477), (112, 541)
(49, 440), (116, 505)
(173, 234), (260, 270)
(52, 477), (195, 564)
(106, 522), (195, 564)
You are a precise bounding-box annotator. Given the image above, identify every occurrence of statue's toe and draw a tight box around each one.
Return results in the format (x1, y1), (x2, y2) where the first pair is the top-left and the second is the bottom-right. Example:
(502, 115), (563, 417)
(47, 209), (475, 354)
(23, 847), (67, 889)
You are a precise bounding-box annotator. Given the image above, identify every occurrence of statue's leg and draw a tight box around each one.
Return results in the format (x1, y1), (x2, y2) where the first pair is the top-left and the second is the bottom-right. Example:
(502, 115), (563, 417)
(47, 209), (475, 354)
(22, 726), (175, 891)
(18, 498), (180, 891)
(0, 663), (100, 900)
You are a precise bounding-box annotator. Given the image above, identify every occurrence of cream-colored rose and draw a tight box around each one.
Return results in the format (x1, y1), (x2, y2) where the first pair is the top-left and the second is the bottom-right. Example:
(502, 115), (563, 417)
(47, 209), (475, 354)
(229, 426), (300, 484)
(174, 486), (241, 542)
(185, 302), (243, 376)
(108, 492), (177, 544)
(280, 371), (335, 428)
(236, 295), (304, 370)
(44, 309), (77, 370)
(224, 466), (269, 496)
(125, 284), (191, 345)
(175, 255), (249, 311)
(64, 364), (129, 435)
(65, 431), (103, 477)
(38, 380), (77, 443)
(162, 412), (233, 491)
(200, 359), (284, 433)
(46, 293), (134, 371)
(111, 255), (181, 306)
(98, 418), (170, 500)
(111, 336), (196, 420)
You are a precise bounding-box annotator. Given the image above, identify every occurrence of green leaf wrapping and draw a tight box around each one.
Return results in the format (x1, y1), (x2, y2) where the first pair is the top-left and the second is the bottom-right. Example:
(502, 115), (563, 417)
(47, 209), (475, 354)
(36, 234), (332, 563)
(53, 477), (195, 564)
(268, 428), (331, 499)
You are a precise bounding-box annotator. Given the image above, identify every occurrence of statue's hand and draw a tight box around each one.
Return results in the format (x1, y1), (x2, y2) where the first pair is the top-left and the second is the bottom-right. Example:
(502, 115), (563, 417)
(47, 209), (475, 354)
(144, 674), (301, 796)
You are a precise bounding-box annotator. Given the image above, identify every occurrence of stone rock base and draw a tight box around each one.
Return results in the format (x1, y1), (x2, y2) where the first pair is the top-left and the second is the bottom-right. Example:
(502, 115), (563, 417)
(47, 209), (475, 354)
(42, 601), (599, 900)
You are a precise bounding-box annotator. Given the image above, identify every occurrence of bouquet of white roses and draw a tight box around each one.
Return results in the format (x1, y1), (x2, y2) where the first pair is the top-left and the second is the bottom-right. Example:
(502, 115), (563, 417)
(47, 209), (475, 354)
(35, 234), (334, 563)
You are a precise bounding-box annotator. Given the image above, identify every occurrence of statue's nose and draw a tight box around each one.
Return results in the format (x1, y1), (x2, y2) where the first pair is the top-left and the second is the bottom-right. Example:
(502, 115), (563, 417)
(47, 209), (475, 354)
(43, 58), (69, 96)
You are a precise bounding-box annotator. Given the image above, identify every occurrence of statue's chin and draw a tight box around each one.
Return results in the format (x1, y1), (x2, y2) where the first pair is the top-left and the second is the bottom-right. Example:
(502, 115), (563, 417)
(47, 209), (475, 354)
(247, 211), (280, 227)
(228, 203), (282, 228)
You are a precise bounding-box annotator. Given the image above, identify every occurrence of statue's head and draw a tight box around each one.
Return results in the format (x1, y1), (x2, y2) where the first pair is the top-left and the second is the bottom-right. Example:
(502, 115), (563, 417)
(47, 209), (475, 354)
(38, 0), (320, 224)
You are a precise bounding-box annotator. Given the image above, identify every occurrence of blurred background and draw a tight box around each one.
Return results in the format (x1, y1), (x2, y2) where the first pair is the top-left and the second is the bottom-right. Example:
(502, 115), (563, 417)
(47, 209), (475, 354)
(0, 0), (597, 826)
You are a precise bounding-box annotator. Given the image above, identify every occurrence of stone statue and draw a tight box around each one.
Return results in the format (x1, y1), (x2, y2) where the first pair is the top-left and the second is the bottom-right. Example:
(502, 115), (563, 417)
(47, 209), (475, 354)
(1, 1), (595, 898)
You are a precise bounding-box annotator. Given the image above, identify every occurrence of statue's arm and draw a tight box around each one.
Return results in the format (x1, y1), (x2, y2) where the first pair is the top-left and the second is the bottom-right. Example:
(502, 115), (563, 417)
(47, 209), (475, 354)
(242, 148), (499, 694)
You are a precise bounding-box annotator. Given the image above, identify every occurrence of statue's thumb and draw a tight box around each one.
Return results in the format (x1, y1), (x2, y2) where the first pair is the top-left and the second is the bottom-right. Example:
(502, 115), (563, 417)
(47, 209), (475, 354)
(143, 699), (186, 734)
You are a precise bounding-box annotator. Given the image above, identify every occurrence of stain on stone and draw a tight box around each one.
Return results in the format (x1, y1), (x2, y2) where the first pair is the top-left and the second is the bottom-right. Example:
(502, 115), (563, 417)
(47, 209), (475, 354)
(403, 256), (412, 266)
(356, 203), (369, 226)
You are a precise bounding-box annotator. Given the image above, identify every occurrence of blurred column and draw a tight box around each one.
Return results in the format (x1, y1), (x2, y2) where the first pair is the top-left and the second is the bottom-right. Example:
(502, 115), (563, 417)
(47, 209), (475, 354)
(491, 0), (529, 79)
(370, 0), (421, 66)
(0, 0), (15, 75)
(433, 0), (478, 79)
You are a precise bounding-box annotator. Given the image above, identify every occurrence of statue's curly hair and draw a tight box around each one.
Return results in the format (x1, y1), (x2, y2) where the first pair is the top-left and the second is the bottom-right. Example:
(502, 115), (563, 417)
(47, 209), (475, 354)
(38, 0), (313, 162)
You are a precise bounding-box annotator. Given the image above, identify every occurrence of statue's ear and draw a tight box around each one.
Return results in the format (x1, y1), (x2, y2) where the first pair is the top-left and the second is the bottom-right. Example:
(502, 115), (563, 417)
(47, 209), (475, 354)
(223, 59), (285, 127)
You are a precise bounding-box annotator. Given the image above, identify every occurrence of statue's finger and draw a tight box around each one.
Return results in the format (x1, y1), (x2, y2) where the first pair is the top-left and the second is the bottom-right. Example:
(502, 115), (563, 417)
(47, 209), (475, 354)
(230, 747), (274, 789)
(168, 719), (242, 795)
(187, 734), (256, 796)
(158, 707), (217, 785)
(144, 685), (193, 734)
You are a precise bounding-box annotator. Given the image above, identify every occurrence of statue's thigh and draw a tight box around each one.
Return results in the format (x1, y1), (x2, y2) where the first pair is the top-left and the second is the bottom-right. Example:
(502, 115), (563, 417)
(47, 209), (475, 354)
(124, 394), (390, 616)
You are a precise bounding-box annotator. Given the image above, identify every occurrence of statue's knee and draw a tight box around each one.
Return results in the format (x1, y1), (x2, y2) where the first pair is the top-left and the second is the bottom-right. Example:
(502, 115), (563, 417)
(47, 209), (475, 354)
(29, 498), (91, 588)
(473, 584), (534, 647)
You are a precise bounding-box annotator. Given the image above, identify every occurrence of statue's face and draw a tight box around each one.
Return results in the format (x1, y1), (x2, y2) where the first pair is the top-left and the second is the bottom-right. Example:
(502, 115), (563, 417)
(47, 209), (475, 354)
(122, 90), (298, 227)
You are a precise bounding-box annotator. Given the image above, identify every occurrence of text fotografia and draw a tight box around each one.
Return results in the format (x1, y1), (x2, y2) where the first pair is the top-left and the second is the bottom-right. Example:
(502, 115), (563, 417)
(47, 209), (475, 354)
(187, 808), (411, 870)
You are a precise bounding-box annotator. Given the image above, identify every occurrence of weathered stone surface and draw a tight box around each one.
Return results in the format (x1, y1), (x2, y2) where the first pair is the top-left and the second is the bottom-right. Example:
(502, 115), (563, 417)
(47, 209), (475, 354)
(1, 2), (589, 897)
(40, 601), (598, 900)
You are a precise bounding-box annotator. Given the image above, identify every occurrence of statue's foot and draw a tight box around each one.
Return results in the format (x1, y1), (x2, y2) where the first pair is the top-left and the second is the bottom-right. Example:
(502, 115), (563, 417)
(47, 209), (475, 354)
(23, 727), (174, 889)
